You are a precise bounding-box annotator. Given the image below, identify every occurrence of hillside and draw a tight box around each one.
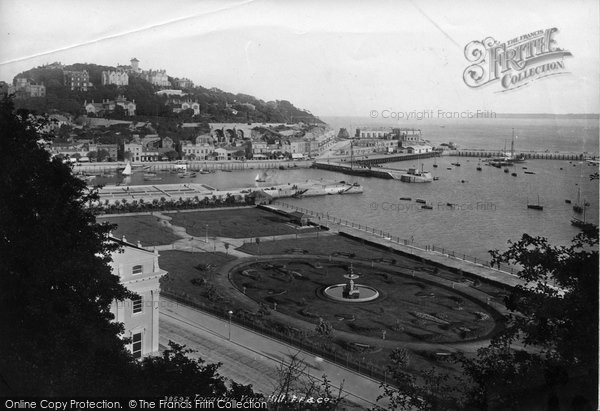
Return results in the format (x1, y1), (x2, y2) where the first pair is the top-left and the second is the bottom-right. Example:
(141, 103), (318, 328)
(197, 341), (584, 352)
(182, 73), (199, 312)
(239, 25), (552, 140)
(10, 62), (324, 124)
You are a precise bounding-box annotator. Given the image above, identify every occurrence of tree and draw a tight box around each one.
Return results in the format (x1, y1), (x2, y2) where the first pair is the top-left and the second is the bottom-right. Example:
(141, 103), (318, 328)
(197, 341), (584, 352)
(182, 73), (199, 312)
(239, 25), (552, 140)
(377, 348), (462, 411)
(97, 148), (110, 162)
(87, 150), (98, 162)
(271, 351), (343, 410)
(378, 231), (599, 410)
(315, 317), (333, 340)
(164, 150), (179, 161)
(136, 341), (259, 397)
(0, 98), (260, 397)
(457, 231), (599, 409)
(57, 123), (73, 140)
(108, 104), (126, 120)
(0, 98), (134, 395)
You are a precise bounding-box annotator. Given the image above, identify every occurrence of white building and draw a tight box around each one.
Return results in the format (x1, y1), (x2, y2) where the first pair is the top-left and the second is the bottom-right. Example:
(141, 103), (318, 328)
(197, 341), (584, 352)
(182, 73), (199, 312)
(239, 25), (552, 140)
(404, 144), (432, 154)
(144, 69), (170, 87)
(358, 129), (391, 139)
(182, 142), (214, 160)
(124, 142), (143, 162)
(109, 236), (167, 358)
(102, 69), (129, 86)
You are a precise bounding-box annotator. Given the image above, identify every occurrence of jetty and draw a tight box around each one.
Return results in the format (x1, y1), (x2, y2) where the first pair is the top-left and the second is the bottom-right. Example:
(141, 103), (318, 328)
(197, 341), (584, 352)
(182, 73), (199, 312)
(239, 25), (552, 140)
(443, 149), (590, 161)
(94, 180), (362, 205)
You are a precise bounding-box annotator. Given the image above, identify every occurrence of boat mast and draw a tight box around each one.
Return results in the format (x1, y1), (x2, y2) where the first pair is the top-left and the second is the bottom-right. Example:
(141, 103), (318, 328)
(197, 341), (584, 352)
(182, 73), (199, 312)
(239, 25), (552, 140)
(511, 128), (515, 159)
(350, 139), (354, 170)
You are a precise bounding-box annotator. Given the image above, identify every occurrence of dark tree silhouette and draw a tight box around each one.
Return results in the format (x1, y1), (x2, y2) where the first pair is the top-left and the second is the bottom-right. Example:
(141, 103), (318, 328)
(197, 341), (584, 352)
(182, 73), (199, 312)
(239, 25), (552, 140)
(0, 98), (260, 398)
(0, 97), (134, 396)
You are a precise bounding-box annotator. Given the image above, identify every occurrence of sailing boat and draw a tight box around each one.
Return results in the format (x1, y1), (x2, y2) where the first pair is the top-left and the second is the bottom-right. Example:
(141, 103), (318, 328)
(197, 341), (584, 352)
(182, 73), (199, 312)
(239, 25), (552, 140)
(573, 163), (586, 213)
(527, 195), (543, 210)
(121, 161), (132, 176)
(255, 170), (268, 182)
(571, 201), (595, 230)
(488, 129), (526, 166)
(573, 186), (583, 213)
(432, 157), (438, 168)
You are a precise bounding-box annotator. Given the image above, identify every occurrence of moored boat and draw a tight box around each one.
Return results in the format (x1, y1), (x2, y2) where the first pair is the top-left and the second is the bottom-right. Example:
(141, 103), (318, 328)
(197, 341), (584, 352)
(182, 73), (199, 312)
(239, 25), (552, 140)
(121, 161), (132, 176)
(527, 196), (543, 210)
(255, 170), (268, 182)
(398, 166), (433, 183)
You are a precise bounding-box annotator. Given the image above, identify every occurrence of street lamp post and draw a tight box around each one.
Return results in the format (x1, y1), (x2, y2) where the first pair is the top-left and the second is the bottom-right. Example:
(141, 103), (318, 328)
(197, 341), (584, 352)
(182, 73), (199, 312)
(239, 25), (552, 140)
(227, 310), (233, 341)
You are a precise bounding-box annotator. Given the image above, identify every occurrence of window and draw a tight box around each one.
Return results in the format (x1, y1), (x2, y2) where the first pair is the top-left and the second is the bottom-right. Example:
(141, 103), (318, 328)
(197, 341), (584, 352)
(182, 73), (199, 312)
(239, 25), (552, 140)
(132, 265), (143, 275)
(132, 332), (142, 359)
(132, 295), (143, 314)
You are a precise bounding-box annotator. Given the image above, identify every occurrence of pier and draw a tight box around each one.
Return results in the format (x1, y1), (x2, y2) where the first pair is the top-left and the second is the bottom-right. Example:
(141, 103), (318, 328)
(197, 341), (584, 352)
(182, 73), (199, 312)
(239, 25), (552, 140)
(313, 152), (438, 179)
(443, 149), (590, 160)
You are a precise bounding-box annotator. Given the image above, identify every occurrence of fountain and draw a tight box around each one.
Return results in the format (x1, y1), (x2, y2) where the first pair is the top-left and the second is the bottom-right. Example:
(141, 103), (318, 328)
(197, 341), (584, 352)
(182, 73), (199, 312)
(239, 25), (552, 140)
(323, 264), (380, 303)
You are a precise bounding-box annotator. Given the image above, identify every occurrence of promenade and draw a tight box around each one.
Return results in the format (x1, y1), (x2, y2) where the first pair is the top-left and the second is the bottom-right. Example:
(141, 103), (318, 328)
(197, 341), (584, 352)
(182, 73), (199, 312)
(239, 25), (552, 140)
(272, 202), (523, 288)
(160, 298), (386, 409)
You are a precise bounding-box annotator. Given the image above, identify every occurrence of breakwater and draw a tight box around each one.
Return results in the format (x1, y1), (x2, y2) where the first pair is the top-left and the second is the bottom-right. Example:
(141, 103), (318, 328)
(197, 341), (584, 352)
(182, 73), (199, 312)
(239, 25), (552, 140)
(312, 162), (397, 179)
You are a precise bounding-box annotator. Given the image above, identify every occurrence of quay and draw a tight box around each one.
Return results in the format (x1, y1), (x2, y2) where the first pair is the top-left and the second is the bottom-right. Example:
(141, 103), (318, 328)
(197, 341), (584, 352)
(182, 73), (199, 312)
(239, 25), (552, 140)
(94, 180), (363, 205)
(74, 159), (312, 173)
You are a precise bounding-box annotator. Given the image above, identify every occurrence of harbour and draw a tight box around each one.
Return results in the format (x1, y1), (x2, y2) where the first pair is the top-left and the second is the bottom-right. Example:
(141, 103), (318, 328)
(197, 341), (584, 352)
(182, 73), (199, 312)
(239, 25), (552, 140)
(90, 154), (598, 264)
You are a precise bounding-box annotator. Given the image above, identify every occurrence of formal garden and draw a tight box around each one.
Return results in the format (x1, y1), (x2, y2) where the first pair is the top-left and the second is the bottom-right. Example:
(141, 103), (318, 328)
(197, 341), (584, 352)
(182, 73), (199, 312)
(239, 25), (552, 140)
(229, 258), (501, 344)
(158, 237), (508, 377)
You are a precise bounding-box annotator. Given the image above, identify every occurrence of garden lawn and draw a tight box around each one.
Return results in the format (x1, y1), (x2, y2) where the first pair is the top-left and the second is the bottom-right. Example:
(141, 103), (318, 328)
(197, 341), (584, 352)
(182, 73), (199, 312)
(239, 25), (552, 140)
(168, 207), (318, 238)
(99, 215), (181, 246)
(159, 250), (236, 301)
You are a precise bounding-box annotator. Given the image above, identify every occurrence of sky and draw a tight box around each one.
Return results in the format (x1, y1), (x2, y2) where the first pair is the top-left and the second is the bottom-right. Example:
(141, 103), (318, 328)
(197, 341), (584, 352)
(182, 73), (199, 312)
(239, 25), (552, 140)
(0, 0), (598, 117)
